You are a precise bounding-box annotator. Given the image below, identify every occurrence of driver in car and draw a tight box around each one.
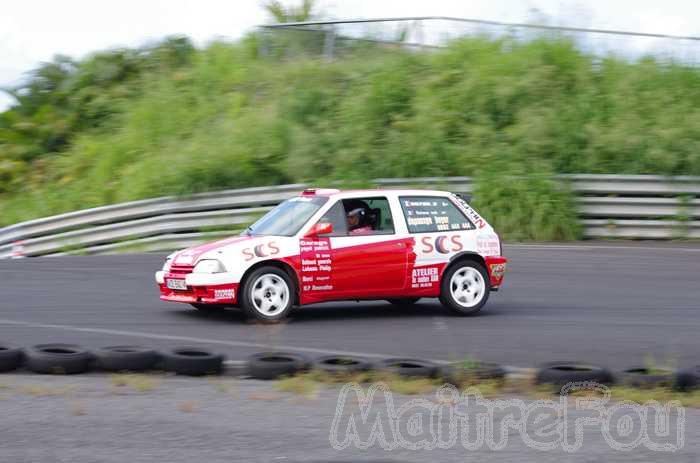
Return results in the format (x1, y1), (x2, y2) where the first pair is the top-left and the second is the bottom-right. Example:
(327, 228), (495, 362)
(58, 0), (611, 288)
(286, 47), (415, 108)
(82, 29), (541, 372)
(347, 208), (373, 235)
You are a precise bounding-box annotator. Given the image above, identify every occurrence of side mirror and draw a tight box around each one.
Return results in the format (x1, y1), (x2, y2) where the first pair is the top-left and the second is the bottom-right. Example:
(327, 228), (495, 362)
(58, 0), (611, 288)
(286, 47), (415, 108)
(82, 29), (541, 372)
(304, 222), (333, 238)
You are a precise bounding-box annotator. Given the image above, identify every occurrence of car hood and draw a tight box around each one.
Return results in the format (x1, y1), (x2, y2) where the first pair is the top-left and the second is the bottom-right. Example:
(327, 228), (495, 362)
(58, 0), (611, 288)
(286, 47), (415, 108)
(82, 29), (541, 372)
(171, 235), (260, 267)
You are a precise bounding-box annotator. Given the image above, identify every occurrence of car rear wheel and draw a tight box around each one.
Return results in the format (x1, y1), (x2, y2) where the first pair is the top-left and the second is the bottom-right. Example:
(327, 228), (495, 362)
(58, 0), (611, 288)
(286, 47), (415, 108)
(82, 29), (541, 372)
(241, 267), (294, 323)
(439, 261), (490, 315)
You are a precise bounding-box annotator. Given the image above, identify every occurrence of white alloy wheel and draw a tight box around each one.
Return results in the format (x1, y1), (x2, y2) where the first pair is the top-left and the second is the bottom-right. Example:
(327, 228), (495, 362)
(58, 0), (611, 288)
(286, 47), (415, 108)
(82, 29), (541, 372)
(250, 273), (290, 317)
(449, 266), (486, 308)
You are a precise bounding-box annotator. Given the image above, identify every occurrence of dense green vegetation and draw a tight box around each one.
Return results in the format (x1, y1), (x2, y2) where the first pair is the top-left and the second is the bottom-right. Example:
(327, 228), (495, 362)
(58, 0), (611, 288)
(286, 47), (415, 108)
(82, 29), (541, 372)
(2, 32), (699, 239)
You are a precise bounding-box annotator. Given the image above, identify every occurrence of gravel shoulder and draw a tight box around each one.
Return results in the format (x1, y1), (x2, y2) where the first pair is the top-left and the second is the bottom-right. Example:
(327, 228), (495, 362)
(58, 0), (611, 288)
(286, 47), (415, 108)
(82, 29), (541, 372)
(0, 373), (697, 463)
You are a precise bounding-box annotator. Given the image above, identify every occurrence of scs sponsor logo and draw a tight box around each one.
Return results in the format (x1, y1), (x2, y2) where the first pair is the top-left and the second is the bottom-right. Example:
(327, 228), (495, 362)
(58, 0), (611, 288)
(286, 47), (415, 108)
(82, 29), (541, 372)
(242, 241), (280, 261)
(421, 235), (463, 254)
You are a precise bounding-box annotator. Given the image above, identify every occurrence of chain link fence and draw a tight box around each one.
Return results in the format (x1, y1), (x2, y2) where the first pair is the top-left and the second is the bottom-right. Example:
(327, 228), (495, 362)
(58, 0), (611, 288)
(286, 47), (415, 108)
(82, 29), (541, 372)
(258, 16), (700, 64)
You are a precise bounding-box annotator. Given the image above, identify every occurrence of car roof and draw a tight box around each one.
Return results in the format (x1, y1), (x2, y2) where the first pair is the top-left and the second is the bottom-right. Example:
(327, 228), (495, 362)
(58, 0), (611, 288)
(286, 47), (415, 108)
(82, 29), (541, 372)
(300, 188), (453, 200)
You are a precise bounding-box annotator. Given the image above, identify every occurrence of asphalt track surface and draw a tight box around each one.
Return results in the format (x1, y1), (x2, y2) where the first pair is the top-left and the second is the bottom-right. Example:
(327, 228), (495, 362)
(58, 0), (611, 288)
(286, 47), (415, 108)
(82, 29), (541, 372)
(0, 242), (698, 369)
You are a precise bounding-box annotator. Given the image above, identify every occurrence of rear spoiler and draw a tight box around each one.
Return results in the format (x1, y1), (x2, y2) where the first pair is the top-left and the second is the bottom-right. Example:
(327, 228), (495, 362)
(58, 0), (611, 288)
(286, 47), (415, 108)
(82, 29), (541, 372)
(454, 192), (472, 203)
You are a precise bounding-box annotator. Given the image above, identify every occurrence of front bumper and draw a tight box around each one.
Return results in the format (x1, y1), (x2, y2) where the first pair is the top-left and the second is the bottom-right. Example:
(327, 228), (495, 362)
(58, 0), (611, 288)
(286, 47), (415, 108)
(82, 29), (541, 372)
(484, 256), (508, 289)
(155, 271), (239, 305)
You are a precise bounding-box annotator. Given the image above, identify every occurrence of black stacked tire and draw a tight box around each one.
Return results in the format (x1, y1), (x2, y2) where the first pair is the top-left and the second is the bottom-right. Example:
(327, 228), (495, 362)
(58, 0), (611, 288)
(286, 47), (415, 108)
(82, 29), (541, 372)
(95, 346), (160, 372)
(441, 362), (506, 385)
(247, 352), (310, 380)
(25, 344), (92, 375)
(674, 366), (700, 392)
(535, 362), (614, 389)
(0, 345), (23, 372)
(315, 355), (372, 375)
(162, 347), (224, 376)
(620, 367), (674, 389)
(378, 358), (438, 378)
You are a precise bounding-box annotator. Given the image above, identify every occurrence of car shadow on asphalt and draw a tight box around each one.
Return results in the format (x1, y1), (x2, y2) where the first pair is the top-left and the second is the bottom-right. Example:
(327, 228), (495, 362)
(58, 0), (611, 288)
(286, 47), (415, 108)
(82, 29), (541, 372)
(169, 299), (501, 324)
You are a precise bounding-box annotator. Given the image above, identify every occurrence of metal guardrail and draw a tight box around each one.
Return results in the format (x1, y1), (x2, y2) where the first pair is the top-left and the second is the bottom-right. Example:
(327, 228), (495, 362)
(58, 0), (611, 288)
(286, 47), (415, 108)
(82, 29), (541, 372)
(374, 175), (700, 240)
(0, 184), (305, 258)
(0, 175), (698, 258)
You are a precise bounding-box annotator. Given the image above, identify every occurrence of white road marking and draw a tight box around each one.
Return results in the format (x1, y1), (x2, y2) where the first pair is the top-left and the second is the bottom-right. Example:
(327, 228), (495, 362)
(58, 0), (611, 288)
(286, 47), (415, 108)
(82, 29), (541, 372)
(0, 318), (433, 362)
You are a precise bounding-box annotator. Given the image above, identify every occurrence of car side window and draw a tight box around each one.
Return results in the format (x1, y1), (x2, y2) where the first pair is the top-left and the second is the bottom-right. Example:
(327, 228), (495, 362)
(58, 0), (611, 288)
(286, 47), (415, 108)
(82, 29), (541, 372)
(400, 196), (474, 233)
(316, 201), (348, 237)
(316, 197), (395, 236)
(340, 197), (395, 236)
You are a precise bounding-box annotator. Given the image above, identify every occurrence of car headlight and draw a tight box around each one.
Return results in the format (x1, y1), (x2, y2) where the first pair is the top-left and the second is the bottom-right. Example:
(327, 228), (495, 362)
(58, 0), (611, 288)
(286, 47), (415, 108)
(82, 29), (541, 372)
(162, 258), (172, 272)
(193, 259), (226, 274)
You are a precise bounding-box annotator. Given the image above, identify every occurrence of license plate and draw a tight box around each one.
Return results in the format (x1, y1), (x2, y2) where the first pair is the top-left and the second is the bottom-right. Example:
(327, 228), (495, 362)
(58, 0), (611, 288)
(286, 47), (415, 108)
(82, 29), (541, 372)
(166, 279), (187, 290)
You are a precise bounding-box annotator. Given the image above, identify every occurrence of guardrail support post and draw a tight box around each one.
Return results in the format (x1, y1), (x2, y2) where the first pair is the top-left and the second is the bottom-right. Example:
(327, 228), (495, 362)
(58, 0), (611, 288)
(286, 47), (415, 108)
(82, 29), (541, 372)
(323, 27), (335, 61)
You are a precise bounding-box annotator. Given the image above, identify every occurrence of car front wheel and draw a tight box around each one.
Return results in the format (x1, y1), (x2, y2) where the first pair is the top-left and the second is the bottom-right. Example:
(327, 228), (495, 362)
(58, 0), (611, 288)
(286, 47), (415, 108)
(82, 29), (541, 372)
(439, 261), (490, 315)
(241, 267), (294, 323)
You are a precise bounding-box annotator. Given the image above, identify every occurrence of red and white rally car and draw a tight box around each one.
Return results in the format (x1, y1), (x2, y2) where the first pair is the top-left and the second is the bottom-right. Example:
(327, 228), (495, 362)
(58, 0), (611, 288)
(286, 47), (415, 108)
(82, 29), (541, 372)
(156, 188), (507, 322)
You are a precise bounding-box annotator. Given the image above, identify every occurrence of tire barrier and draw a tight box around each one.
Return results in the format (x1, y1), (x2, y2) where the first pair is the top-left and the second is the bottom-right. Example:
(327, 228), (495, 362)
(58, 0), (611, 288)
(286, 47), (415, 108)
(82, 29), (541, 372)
(314, 355), (372, 375)
(95, 346), (161, 372)
(24, 344), (93, 375)
(377, 358), (439, 378)
(441, 361), (507, 385)
(246, 352), (311, 380)
(0, 345), (23, 372)
(1, 343), (698, 397)
(535, 361), (615, 388)
(673, 366), (700, 392)
(161, 347), (225, 376)
(619, 367), (675, 389)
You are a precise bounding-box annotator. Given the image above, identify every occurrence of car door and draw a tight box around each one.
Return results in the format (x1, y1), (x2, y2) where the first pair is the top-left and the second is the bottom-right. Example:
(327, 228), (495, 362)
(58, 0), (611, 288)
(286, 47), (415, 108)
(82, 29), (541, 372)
(305, 197), (409, 299)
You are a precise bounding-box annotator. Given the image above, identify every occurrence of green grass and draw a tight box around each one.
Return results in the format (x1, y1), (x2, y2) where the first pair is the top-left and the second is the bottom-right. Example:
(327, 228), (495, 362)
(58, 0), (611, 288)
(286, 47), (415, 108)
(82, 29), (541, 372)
(3, 34), (700, 240)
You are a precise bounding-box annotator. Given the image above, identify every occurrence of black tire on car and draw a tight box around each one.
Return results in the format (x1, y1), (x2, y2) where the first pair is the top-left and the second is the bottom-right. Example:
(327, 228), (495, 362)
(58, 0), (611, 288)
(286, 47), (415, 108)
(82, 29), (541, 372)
(94, 346), (161, 372)
(439, 260), (490, 315)
(535, 362), (615, 389)
(247, 352), (310, 380)
(0, 345), (24, 372)
(315, 355), (372, 375)
(24, 344), (93, 375)
(240, 266), (295, 323)
(386, 298), (421, 306)
(620, 367), (674, 389)
(161, 347), (224, 376)
(378, 358), (439, 378)
(441, 362), (506, 385)
(190, 303), (225, 313)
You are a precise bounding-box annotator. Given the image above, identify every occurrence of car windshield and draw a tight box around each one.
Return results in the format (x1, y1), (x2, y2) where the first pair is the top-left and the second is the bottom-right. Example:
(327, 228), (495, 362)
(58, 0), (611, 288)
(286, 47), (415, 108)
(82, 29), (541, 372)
(244, 196), (328, 237)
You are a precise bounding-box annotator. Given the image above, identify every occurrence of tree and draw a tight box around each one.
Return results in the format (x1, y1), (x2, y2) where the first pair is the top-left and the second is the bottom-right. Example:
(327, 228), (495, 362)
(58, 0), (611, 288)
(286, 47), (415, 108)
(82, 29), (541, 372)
(262, 0), (316, 23)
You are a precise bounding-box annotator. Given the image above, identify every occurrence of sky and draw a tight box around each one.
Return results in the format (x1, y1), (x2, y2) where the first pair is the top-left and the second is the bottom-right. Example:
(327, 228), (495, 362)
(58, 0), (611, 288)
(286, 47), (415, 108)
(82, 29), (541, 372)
(1, 0), (699, 110)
